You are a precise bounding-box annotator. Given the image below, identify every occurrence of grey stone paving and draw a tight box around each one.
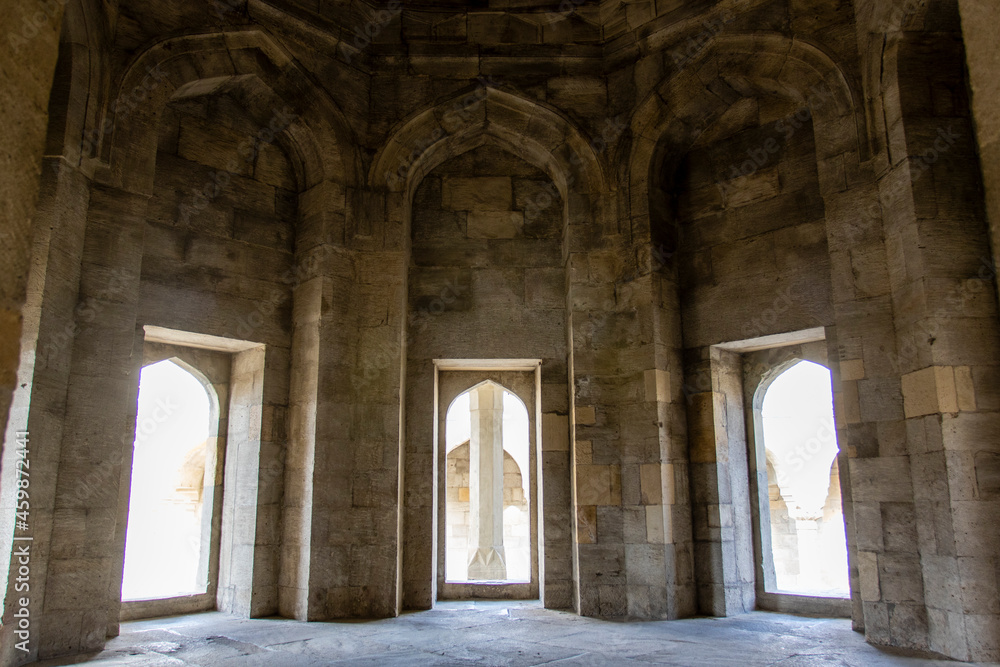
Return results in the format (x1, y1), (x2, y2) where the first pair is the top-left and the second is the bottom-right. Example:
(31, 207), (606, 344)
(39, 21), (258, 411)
(29, 602), (999, 666)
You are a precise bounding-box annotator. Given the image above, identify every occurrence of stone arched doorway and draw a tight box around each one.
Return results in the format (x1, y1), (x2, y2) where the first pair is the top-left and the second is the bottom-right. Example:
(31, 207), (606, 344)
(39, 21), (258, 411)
(122, 358), (219, 602)
(444, 382), (531, 584)
(432, 363), (542, 602)
(753, 359), (848, 598)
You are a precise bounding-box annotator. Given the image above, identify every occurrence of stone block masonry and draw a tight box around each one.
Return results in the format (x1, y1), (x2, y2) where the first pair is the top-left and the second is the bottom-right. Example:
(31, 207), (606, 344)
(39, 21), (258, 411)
(1, 0), (999, 663)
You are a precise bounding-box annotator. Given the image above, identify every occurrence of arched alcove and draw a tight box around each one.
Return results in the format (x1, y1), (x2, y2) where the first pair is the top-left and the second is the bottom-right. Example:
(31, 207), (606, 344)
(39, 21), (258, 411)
(636, 33), (863, 623)
(398, 132), (573, 612)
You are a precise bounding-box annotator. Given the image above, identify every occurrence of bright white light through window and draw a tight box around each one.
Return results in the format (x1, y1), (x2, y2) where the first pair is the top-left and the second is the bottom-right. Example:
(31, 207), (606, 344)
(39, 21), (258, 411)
(121, 359), (212, 601)
(760, 360), (849, 598)
(445, 386), (531, 583)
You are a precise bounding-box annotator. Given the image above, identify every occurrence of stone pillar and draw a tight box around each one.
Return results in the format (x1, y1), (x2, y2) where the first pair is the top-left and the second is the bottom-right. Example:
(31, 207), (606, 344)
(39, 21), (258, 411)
(467, 383), (506, 580)
(280, 177), (406, 621)
(0, 21), (67, 661)
(570, 245), (696, 620)
(828, 9), (1000, 657)
(686, 346), (755, 617)
(958, 0), (1000, 306)
(32, 183), (147, 658)
(0, 157), (90, 667)
(0, 0), (64, 442)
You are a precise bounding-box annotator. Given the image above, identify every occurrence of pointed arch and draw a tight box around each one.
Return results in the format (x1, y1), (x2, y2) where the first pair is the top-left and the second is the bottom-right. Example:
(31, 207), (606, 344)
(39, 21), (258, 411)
(123, 358), (218, 602)
(45, 0), (111, 164)
(371, 87), (607, 236)
(144, 357), (221, 434)
(628, 33), (864, 224)
(451, 378), (526, 410)
(103, 29), (361, 196)
(444, 379), (530, 455)
(753, 357), (815, 412)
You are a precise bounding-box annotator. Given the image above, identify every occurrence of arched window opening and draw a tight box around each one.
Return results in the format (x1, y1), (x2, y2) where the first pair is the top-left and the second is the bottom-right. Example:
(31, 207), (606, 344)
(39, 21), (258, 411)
(122, 359), (216, 601)
(444, 383), (531, 583)
(759, 360), (848, 597)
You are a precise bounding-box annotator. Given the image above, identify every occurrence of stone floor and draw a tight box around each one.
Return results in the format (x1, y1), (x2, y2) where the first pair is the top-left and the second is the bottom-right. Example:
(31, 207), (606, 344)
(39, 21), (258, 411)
(31, 601), (998, 666)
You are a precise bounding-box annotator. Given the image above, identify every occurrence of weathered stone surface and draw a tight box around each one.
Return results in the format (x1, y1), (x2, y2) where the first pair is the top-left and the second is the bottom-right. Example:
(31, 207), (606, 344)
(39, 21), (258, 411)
(2, 0), (1000, 663)
(0, 20), (66, 661)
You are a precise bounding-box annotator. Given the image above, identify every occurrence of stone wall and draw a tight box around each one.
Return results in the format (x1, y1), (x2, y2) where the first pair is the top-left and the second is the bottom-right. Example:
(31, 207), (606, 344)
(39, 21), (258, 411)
(141, 101), (296, 621)
(676, 103), (835, 617)
(0, 13), (67, 662)
(403, 144), (572, 610)
(141, 97), (297, 345)
(766, 459), (799, 588)
(958, 0), (1000, 302)
(1, 0), (999, 663)
(676, 107), (834, 348)
(887, 11), (1000, 657)
(0, 0), (64, 442)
